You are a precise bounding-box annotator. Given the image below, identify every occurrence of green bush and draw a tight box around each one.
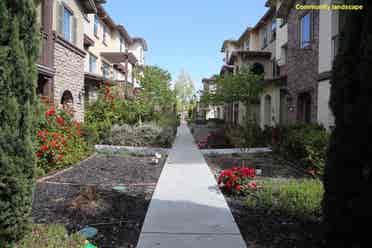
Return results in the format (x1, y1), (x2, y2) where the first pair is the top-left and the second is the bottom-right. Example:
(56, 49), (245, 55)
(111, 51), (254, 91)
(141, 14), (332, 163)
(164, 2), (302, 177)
(274, 124), (330, 175)
(246, 179), (324, 220)
(0, 0), (39, 243)
(226, 123), (268, 148)
(80, 123), (100, 146)
(14, 224), (85, 248)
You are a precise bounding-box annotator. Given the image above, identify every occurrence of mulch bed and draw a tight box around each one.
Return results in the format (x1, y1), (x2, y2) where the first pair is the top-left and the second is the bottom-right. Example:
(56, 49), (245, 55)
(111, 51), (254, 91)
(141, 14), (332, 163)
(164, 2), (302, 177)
(32, 150), (167, 248)
(205, 153), (325, 248)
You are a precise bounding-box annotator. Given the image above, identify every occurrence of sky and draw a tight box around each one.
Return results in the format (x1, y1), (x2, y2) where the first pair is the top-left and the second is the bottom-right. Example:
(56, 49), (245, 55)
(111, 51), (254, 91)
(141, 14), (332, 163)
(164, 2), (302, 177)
(104, 0), (268, 91)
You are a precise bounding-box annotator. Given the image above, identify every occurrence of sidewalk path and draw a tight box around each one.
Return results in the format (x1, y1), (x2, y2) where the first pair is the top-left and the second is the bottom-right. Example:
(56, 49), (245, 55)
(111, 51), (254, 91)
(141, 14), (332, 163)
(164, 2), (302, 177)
(136, 124), (247, 248)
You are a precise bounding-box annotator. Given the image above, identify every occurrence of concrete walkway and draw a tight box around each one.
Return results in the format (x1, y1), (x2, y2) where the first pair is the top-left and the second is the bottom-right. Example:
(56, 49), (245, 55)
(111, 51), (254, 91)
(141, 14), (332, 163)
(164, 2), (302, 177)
(136, 124), (247, 248)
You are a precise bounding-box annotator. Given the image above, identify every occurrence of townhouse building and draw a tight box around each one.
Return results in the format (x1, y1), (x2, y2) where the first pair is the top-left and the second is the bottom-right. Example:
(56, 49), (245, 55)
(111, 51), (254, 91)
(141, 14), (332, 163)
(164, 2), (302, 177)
(213, 0), (338, 130)
(219, 6), (287, 128)
(201, 76), (224, 120)
(35, 0), (147, 122)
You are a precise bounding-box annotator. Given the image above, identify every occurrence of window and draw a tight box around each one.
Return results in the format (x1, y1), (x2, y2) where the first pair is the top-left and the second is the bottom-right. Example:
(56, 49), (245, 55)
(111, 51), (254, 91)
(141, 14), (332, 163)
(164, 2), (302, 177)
(103, 24), (108, 45)
(57, 3), (76, 44)
(102, 62), (110, 78)
(272, 60), (280, 78)
(244, 40), (250, 50)
(63, 7), (71, 41)
(262, 27), (268, 49)
(280, 17), (288, 27)
(89, 54), (97, 73)
(300, 13), (311, 48)
(271, 20), (276, 41)
(120, 38), (125, 52)
(94, 15), (99, 37)
(281, 45), (288, 64)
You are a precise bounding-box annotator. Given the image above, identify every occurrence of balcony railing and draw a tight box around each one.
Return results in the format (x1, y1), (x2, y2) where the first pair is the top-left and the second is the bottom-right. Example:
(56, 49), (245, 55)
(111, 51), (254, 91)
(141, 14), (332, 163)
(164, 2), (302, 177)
(37, 30), (54, 69)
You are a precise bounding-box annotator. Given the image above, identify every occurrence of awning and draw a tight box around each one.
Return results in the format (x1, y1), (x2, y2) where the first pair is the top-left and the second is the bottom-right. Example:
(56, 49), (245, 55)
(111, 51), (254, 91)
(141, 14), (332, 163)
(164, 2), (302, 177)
(84, 34), (95, 47)
(100, 52), (138, 65)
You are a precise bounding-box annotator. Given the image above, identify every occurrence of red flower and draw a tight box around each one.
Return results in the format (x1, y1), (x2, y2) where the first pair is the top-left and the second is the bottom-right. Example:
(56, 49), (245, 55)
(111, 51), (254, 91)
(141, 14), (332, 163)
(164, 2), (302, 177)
(57, 154), (64, 161)
(45, 107), (55, 117)
(36, 152), (43, 158)
(225, 181), (232, 188)
(56, 116), (65, 126)
(41, 145), (48, 151)
(37, 130), (44, 137)
(235, 185), (242, 191)
(248, 181), (257, 188)
(50, 140), (58, 149)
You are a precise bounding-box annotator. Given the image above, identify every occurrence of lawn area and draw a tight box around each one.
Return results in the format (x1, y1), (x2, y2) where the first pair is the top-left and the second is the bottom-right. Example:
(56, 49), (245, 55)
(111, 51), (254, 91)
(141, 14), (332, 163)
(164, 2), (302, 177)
(32, 148), (167, 248)
(205, 152), (325, 248)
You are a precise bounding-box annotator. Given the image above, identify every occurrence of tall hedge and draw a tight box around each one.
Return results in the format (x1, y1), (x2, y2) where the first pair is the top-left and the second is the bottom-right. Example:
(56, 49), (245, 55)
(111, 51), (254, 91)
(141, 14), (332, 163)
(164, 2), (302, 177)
(0, 0), (39, 244)
(323, 0), (372, 246)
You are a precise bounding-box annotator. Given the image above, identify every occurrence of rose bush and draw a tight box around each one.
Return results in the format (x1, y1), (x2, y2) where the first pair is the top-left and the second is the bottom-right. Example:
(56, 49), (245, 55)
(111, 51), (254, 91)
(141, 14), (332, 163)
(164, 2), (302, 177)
(35, 106), (90, 175)
(218, 167), (258, 195)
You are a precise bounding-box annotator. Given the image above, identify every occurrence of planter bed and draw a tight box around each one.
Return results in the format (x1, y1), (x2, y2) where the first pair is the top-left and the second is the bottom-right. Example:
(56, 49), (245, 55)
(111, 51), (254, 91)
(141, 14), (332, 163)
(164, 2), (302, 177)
(32, 149), (167, 248)
(204, 152), (325, 248)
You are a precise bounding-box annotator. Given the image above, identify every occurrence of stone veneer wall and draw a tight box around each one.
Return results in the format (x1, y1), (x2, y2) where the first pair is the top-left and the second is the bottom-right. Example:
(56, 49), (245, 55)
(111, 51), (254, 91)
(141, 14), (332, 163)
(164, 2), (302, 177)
(53, 40), (85, 122)
(286, 0), (319, 123)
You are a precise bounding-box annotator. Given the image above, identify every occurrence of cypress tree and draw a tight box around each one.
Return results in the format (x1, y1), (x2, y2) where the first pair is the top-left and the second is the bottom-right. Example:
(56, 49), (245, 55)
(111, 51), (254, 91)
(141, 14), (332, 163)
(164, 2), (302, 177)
(323, 0), (372, 246)
(0, 0), (39, 244)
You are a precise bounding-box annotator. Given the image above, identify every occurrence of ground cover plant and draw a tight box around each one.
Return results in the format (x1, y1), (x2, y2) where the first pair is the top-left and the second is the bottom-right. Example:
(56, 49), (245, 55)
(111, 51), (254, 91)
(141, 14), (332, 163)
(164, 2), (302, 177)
(15, 224), (86, 248)
(205, 152), (324, 247)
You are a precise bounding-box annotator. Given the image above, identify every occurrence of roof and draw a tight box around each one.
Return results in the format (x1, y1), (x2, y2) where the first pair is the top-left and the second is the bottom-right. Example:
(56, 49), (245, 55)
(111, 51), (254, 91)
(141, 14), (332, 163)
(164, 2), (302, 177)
(252, 7), (275, 31)
(79, 0), (98, 14)
(276, 0), (296, 18)
(97, 4), (117, 30)
(117, 25), (132, 44)
(202, 76), (217, 83)
(221, 40), (239, 52)
(132, 37), (148, 51)
(238, 27), (252, 43)
(220, 64), (235, 75)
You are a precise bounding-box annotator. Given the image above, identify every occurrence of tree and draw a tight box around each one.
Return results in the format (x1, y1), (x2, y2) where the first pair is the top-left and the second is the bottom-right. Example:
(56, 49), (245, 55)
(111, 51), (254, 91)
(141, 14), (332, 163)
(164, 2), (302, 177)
(201, 67), (263, 149)
(0, 0), (39, 244)
(323, 1), (372, 246)
(135, 66), (176, 119)
(174, 69), (195, 112)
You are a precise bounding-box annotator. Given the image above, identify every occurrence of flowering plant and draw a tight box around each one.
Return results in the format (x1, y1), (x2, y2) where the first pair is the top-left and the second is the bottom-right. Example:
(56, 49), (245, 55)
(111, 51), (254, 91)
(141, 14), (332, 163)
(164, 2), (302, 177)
(197, 132), (214, 149)
(218, 167), (258, 195)
(35, 105), (90, 174)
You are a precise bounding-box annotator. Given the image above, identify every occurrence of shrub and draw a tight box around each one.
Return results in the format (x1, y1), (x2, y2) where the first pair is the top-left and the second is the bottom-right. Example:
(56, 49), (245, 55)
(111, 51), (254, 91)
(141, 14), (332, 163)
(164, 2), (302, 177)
(274, 124), (330, 175)
(34, 106), (91, 174)
(14, 224), (86, 248)
(103, 122), (176, 148)
(225, 123), (268, 148)
(245, 179), (324, 220)
(197, 131), (231, 149)
(0, 0), (39, 242)
(218, 167), (257, 195)
(85, 84), (141, 140)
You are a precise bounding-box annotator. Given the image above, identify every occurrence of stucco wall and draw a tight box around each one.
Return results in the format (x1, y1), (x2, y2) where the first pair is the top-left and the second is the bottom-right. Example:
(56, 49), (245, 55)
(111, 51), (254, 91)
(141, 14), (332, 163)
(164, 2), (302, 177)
(259, 86), (282, 128)
(53, 0), (85, 50)
(318, 0), (333, 74)
(317, 80), (334, 129)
